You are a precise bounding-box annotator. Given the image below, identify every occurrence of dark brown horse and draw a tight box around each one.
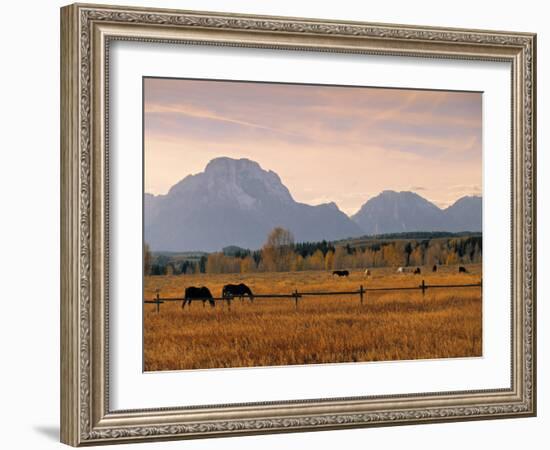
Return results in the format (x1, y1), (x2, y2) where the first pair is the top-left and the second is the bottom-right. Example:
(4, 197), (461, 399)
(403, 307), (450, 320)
(222, 283), (254, 303)
(182, 286), (215, 309)
(332, 270), (349, 277)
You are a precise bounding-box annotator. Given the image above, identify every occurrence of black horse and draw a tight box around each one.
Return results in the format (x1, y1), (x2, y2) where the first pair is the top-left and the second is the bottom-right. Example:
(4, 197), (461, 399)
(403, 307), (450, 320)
(459, 266), (468, 273)
(182, 286), (215, 309)
(432, 264), (438, 272)
(332, 270), (349, 277)
(222, 283), (254, 303)
(414, 267), (421, 275)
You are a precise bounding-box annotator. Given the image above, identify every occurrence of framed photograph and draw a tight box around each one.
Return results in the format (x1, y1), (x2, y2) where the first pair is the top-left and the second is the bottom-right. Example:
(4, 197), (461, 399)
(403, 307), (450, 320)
(60, 3), (537, 446)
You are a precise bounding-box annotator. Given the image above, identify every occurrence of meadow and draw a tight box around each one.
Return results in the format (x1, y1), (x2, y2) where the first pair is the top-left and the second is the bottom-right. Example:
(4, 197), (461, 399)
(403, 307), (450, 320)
(143, 264), (482, 371)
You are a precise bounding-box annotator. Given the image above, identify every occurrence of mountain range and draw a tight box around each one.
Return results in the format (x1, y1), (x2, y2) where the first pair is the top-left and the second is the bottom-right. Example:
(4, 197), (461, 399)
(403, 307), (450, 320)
(145, 157), (481, 252)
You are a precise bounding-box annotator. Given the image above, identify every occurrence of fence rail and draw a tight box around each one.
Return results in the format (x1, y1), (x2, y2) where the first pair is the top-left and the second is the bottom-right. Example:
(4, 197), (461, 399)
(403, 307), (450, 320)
(144, 280), (482, 313)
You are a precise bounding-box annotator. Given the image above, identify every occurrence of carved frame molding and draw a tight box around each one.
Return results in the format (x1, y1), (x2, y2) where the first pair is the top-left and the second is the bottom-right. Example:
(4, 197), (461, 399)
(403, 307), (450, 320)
(61, 3), (536, 446)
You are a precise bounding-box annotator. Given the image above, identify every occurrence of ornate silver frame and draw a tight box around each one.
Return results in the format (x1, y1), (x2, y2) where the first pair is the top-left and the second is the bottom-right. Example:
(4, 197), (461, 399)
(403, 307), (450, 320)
(60, 3), (536, 446)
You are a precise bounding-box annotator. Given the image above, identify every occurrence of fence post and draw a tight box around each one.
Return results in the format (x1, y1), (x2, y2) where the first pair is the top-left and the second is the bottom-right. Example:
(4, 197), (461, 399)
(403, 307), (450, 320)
(155, 289), (160, 313)
(294, 289), (299, 310)
(359, 285), (364, 305)
(420, 280), (426, 297)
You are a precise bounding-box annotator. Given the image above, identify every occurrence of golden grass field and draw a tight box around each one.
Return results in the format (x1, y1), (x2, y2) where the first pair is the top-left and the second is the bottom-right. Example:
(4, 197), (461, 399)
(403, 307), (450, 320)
(144, 264), (482, 371)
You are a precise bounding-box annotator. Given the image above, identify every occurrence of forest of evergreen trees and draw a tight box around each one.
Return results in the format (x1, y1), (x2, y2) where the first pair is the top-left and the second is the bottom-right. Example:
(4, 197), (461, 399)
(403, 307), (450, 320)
(145, 228), (482, 276)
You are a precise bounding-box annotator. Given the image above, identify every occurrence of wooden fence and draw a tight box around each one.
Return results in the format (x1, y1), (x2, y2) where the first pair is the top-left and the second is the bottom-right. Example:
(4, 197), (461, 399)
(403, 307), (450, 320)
(144, 280), (482, 313)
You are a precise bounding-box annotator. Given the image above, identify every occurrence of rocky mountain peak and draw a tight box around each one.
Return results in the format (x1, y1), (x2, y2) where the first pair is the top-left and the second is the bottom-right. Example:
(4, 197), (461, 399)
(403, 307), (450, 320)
(144, 157), (362, 251)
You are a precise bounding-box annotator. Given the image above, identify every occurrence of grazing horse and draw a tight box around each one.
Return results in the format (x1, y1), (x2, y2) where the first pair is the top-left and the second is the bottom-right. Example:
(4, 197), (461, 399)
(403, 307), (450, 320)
(432, 264), (438, 272)
(459, 266), (468, 273)
(414, 267), (421, 275)
(397, 267), (407, 274)
(333, 270), (349, 277)
(364, 269), (371, 277)
(222, 283), (254, 303)
(182, 286), (215, 309)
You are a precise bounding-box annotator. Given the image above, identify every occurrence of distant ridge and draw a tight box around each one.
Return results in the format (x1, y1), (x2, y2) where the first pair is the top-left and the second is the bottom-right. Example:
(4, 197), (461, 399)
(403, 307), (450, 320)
(338, 231), (481, 243)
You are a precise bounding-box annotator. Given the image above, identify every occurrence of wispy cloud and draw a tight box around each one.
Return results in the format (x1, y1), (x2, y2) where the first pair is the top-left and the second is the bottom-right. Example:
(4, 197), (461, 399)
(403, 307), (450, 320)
(145, 103), (297, 136)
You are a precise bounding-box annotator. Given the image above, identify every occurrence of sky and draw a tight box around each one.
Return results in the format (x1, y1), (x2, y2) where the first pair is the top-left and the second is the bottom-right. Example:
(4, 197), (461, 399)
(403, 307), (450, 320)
(144, 77), (482, 215)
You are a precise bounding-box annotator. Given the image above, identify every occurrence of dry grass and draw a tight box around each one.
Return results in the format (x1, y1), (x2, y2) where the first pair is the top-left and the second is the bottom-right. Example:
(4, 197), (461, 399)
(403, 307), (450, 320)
(144, 264), (482, 371)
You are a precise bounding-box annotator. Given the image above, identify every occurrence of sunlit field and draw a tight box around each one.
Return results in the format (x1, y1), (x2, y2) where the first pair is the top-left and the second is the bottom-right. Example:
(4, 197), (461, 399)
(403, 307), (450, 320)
(143, 264), (482, 371)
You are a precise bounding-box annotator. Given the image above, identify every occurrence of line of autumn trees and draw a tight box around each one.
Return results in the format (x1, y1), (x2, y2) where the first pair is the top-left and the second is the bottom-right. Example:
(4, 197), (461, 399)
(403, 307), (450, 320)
(144, 227), (482, 276)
